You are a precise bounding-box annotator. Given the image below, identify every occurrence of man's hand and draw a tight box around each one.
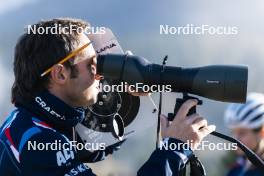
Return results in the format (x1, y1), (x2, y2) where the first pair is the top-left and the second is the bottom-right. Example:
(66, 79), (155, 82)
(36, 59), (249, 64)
(160, 99), (216, 149)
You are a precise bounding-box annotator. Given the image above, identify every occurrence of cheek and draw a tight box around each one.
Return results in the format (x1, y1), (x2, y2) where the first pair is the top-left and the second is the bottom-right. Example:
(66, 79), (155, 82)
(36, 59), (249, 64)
(71, 64), (98, 99)
(84, 74), (96, 88)
(77, 77), (94, 93)
(240, 133), (257, 148)
(77, 67), (96, 88)
(66, 75), (92, 97)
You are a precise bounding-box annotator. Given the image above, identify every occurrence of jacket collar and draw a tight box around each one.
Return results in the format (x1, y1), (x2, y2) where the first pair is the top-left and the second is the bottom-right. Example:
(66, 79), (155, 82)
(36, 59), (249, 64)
(17, 90), (85, 128)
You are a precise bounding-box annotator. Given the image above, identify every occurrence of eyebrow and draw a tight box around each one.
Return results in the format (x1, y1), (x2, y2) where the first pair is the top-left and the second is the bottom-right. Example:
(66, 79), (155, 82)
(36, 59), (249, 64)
(40, 41), (93, 77)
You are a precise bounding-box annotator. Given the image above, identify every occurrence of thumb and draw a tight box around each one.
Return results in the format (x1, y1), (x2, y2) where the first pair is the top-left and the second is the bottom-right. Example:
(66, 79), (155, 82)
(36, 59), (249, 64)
(200, 125), (216, 137)
(160, 114), (169, 137)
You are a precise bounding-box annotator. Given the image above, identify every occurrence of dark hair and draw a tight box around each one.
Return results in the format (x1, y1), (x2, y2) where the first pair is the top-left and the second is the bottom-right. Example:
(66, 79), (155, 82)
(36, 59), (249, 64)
(12, 18), (89, 104)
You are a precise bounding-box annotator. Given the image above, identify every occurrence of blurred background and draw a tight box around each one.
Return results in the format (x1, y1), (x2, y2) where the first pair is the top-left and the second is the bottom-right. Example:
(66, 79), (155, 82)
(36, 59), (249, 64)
(1, 0), (264, 175)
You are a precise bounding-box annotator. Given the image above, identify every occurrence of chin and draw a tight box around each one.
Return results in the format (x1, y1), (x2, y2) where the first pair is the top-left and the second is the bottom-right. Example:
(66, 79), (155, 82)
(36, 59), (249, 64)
(84, 96), (98, 107)
(90, 97), (98, 105)
(81, 90), (99, 107)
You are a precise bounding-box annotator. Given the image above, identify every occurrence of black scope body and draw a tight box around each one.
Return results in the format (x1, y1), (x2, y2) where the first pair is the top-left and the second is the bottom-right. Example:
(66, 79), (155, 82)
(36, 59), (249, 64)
(97, 54), (248, 103)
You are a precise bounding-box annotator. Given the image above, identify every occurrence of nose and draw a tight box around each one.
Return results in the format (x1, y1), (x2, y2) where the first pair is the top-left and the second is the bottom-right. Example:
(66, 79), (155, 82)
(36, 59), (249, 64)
(95, 74), (104, 80)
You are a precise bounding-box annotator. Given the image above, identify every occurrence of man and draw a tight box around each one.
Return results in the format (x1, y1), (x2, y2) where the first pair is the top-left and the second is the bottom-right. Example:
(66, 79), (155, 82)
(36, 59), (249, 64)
(224, 92), (264, 176)
(0, 18), (215, 175)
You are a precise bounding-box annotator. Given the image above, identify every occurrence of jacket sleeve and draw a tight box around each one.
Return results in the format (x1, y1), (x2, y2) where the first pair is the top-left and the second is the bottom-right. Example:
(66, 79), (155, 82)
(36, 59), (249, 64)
(20, 128), (96, 176)
(76, 136), (126, 163)
(137, 138), (193, 176)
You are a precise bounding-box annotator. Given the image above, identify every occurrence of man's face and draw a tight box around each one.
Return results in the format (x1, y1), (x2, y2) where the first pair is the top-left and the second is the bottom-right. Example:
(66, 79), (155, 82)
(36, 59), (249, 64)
(232, 127), (259, 155)
(63, 33), (100, 107)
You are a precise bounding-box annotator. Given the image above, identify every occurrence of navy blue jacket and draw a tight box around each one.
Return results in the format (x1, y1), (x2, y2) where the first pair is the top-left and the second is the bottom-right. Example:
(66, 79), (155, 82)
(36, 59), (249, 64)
(0, 91), (193, 176)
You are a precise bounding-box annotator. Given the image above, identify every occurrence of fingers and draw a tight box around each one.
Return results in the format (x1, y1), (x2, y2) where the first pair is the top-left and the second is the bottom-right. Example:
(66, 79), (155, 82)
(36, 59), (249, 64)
(192, 117), (208, 130)
(190, 116), (214, 136)
(174, 99), (198, 122)
(160, 114), (169, 129)
(185, 113), (201, 125)
(199, 125), (216, 137)
(187, 115), (215, 140)
(160, 114), (169, 138)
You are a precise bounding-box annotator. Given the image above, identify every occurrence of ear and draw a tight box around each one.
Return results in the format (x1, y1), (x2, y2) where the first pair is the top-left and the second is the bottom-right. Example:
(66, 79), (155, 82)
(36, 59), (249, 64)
(50, 64), (70, 84)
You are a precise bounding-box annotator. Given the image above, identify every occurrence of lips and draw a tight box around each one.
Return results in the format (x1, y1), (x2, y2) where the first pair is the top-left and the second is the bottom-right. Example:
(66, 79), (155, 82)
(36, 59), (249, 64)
(96, 84), (100, 91)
